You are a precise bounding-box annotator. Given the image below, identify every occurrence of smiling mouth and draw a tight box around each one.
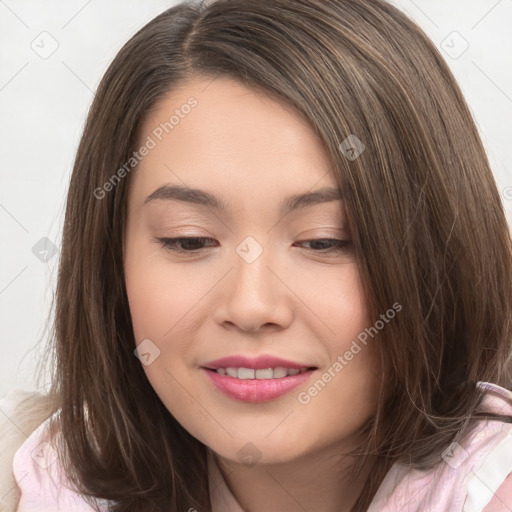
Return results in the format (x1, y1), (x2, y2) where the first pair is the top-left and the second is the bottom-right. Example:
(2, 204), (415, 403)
(203, 366), (317, 380)
(202, 366), (318, 403)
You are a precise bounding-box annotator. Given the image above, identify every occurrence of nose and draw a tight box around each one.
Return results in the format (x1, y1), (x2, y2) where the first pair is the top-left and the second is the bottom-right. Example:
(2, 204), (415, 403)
(213, 241), (294, 334)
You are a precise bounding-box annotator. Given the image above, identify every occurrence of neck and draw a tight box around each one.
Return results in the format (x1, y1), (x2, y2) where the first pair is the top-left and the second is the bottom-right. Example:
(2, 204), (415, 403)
(210, 441), (376, 512)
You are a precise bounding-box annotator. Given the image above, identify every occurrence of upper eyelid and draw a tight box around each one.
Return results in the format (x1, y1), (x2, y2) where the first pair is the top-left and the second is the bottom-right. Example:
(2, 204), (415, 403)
(158, 235), (349, 246)
(147, 207), (346, 235)
(157, 236), (351, 257)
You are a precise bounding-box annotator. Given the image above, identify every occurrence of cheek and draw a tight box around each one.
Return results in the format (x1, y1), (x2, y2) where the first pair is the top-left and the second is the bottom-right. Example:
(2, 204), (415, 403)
(124, 241), (216, 403)
(124, 250), (202, 423)
(124, 240), (207, 343)
(293, 265), (380, 422)
(293, 260), (369, 342)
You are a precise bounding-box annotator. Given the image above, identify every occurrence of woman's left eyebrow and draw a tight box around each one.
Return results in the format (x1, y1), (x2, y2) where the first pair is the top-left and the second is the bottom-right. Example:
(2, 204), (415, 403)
(143, 184), (343, 216)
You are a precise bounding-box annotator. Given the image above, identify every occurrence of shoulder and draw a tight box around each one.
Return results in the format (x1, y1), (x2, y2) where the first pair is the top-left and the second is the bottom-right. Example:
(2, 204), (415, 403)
(0, 389), (110, 512)
(0, 389), (57, 512)
(369, 382), (512, 512)
(464, 383), (512, 511)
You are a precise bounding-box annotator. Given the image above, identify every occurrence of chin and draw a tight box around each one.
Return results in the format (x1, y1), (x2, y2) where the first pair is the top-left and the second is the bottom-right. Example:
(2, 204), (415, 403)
(204, 427), (317, 467)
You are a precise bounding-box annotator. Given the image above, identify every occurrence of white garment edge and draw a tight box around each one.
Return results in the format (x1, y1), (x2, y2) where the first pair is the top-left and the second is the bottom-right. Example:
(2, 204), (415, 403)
(463, 430), (512, 512)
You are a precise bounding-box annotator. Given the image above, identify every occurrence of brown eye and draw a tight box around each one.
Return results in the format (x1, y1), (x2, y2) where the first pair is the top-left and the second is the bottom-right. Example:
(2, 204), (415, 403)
(294, 238), (351, 254)
(157, 237), (218, 253)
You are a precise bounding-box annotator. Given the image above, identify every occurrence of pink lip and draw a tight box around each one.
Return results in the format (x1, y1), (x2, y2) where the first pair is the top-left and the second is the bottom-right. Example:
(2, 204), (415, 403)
(202, 354), (315, 370)
(202, 368), (317, 403)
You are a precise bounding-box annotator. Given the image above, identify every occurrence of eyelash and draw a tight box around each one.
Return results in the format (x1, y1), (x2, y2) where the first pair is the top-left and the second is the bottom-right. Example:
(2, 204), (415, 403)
(156, 237), (351, 255)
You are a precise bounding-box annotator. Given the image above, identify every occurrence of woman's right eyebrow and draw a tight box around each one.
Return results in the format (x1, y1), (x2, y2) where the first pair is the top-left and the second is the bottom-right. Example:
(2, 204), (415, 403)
(143, 184), (343, 217)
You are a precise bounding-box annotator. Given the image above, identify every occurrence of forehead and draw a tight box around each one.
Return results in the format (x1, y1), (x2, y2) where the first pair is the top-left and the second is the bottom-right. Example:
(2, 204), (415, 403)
(129, 76), (337, 209)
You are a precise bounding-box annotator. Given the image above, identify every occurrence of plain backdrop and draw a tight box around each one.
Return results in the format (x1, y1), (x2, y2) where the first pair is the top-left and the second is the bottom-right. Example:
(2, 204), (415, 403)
(1, 0), (511, 398)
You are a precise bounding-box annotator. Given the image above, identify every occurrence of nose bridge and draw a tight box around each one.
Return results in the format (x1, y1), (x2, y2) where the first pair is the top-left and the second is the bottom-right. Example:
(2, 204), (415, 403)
(235, 235), (266, 267)
(215, 234), (292, 331)
(232, 234), (274, 300)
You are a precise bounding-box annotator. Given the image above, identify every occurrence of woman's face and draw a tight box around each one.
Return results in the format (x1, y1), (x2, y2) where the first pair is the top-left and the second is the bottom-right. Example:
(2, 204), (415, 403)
(124, 76), (380, 464)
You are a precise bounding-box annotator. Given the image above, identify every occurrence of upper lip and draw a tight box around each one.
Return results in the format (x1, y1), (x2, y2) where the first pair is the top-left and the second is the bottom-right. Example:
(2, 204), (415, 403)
(202, 355), (317, 370)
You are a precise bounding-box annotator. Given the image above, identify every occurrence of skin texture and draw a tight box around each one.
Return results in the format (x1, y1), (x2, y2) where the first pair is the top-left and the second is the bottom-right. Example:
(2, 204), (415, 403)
(124, 76), (381, 512)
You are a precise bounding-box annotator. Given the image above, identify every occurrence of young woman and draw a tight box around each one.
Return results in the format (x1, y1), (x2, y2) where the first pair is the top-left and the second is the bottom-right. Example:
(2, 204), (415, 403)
(2, 0), (512, 511)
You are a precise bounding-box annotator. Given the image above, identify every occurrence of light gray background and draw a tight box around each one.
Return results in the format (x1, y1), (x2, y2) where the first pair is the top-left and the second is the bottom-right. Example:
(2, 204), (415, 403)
(1, 0), (511, 398)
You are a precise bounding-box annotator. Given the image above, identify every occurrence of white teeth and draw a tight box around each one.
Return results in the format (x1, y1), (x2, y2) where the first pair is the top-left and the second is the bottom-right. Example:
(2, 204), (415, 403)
(216, 366), (310, 379)
(255, 368), (274, 379)
(237, 368), (255, 380)
(226, 367), (238, 378)
(272, 367), (288, 378)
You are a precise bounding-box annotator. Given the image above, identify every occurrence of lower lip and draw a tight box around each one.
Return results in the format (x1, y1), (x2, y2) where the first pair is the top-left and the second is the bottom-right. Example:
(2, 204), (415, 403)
(202, 368), (316, 403)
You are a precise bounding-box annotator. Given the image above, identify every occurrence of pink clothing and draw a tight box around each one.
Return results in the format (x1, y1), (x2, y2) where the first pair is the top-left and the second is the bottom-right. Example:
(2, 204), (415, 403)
(367, 381), (512, 512)
(13, 381), (512, 511)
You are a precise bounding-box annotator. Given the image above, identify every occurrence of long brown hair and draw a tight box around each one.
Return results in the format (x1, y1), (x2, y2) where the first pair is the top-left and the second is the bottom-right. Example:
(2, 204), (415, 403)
(39, 0), (512, 510)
